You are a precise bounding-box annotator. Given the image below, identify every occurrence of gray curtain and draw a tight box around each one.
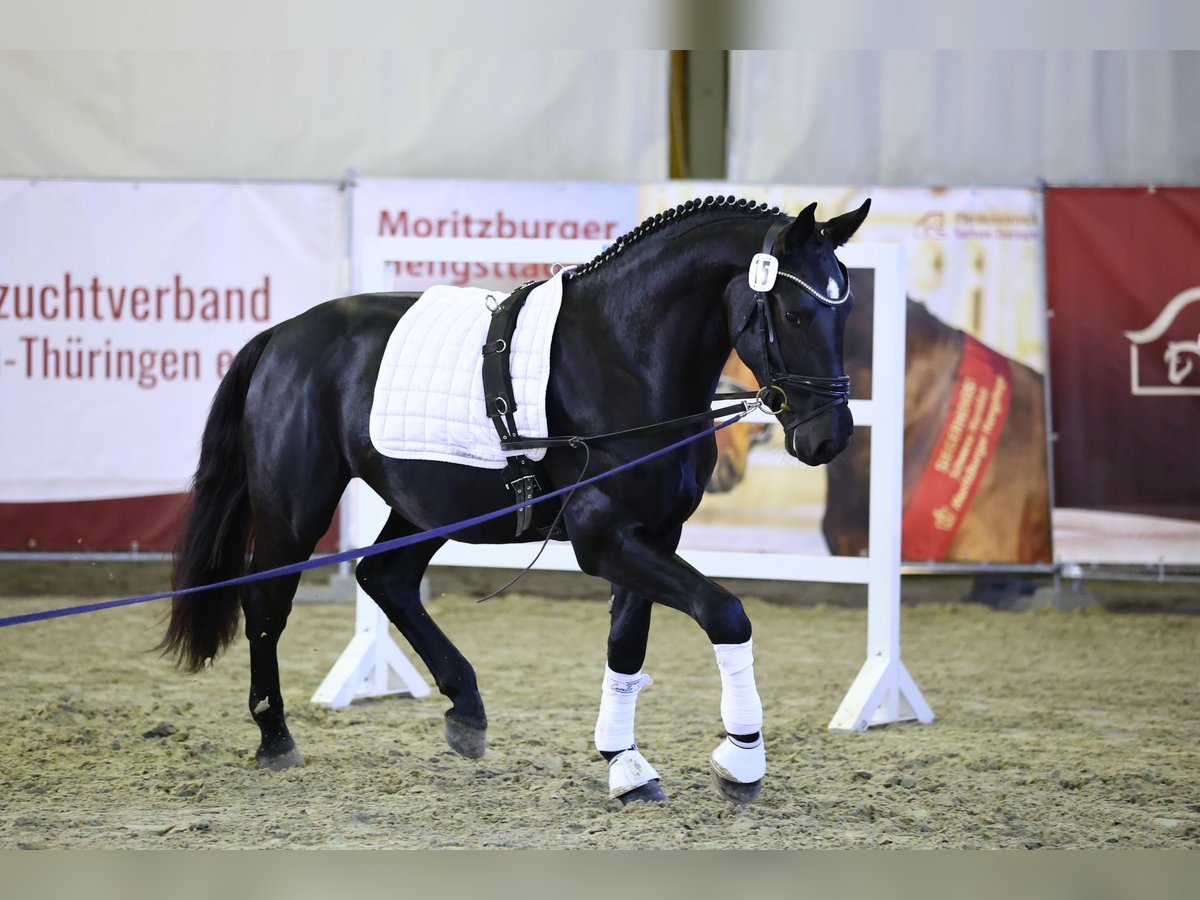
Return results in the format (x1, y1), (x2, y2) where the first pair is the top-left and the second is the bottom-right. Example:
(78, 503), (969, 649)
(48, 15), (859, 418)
(728, 51), (1200, 186)
(0, 51), (669, 182)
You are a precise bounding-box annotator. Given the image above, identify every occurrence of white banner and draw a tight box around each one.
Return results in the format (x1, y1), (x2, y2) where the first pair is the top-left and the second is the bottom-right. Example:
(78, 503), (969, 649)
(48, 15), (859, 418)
(351, 177), (641, 293)
(0, 179), (343, 502)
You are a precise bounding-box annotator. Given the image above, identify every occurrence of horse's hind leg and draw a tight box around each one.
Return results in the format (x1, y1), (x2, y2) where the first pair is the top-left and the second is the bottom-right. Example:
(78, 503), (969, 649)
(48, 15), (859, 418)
(242, 552), (306, 771)
(596, 586), (665, 803)
(354, 512), (487, 758)
(243, 480), (346, 771)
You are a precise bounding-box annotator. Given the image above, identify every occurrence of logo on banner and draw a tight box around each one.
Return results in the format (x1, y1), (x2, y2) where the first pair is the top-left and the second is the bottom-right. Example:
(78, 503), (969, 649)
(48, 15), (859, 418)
(1123, 287), (1200, 396)
(913, 211), (946, 239)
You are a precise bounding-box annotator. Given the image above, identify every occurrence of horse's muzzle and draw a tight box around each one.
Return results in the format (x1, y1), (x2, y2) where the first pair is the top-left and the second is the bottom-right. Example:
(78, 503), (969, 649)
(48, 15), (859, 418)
(787, 405), (853, 466)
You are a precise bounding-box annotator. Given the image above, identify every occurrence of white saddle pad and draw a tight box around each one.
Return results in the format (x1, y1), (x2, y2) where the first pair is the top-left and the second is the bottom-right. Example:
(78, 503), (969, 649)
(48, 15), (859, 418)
(369, 272), (565, 468)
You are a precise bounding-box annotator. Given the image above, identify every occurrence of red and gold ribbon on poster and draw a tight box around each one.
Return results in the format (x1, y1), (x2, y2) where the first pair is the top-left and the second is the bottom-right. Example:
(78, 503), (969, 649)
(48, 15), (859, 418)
(901, 335), (1011, 560)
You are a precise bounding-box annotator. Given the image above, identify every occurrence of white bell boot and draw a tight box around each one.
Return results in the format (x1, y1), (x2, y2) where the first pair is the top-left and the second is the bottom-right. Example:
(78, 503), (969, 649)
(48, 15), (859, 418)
(710, 733), (766, 784)
(607, 745), (662, 799)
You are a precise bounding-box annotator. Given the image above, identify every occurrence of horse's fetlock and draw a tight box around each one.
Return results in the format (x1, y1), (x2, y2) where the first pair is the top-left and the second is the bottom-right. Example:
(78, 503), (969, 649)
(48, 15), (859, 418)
(249, 689), (284, 724)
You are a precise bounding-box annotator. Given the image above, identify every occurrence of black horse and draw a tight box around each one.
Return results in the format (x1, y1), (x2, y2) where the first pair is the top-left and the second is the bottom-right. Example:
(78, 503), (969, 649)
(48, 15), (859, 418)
(161, 195), (870, 804)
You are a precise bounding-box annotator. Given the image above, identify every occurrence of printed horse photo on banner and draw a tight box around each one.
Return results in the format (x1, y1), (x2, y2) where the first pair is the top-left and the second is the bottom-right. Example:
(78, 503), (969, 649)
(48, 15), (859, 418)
(702, 269), (1052, 564)
(708, 353), (774, 493)
(161, 195), (871, 804)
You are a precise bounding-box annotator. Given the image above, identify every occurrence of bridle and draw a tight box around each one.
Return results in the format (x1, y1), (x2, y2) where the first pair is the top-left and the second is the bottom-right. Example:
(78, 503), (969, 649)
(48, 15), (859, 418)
(731, 220), (852, 429)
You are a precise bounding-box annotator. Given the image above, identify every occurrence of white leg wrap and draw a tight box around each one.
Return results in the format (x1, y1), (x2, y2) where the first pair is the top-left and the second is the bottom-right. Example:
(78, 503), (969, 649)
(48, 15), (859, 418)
(593, 666), (653, 753)
(713, 640), (763, 736)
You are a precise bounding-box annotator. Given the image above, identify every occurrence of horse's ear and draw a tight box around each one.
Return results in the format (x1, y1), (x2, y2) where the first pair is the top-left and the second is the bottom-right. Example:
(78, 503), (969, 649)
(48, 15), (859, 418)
(823, 198), (871, 247)
(780, 202), (818, 254)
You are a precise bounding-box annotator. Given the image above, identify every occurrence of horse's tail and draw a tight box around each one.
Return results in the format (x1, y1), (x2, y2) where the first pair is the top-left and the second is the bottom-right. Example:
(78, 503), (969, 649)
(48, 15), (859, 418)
(159, 328), (274, 673)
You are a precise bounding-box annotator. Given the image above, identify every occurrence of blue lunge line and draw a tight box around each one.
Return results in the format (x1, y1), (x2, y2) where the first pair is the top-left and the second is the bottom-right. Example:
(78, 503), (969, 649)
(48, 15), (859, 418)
(0, 413), (748, 629)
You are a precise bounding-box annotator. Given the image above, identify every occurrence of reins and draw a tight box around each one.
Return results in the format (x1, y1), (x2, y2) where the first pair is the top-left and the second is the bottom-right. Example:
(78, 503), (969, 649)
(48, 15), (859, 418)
(498, 399), (757, 453)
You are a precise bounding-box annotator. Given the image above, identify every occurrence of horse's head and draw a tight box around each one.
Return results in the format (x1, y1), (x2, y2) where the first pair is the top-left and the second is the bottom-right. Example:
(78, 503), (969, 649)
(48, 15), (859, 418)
(729, 199), (870, 466)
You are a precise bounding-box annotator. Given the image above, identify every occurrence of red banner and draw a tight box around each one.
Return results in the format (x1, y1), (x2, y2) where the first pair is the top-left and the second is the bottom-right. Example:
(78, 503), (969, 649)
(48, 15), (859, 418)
(1045, 187), (1200, 523)
(902, 335), (1012, 560)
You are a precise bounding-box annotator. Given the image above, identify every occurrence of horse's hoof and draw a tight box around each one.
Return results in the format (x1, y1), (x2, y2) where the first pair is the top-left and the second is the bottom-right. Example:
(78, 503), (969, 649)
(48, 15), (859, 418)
(711, 770), (762, 804)
(618, 779), (667, 804)
(256, 745), (304, 772)
(444, 712), (487, 759)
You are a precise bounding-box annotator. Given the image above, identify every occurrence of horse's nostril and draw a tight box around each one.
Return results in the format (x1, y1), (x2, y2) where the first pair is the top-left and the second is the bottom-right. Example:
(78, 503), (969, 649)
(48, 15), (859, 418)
(814, 434), (850, 463)
(789, 429), (850, 465)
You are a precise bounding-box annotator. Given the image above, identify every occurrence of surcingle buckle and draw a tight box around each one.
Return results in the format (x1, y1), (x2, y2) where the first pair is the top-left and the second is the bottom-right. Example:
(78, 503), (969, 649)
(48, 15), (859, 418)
(508, 473), (539, 536)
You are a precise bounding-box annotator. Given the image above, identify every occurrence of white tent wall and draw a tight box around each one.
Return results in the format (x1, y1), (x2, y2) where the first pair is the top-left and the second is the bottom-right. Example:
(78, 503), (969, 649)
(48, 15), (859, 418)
(727, 51), (1200, 186)
(0, 51), (669, 181)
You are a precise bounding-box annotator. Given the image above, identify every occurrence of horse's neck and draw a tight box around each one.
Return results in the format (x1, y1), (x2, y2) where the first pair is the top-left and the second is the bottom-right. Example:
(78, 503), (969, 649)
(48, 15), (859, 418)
(904, 299), (965, 435)
(568, 223), (758, 403)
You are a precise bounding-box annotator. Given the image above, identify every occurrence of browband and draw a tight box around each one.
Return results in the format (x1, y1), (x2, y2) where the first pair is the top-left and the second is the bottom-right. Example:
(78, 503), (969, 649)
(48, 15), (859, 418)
(747, 218), (848, 305)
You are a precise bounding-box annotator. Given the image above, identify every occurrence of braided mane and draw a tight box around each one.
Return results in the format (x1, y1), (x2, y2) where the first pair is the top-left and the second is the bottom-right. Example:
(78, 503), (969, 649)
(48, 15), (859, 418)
(569, 195), (784, 279)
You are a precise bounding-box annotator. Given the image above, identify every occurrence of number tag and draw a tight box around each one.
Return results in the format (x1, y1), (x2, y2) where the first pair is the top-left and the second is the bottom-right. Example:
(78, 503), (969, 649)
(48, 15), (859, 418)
(748, 253), (778, 292)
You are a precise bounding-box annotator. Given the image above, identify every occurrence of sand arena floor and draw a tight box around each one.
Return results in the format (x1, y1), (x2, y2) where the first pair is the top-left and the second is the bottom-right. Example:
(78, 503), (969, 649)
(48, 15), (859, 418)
(1, 572), (1198, 849)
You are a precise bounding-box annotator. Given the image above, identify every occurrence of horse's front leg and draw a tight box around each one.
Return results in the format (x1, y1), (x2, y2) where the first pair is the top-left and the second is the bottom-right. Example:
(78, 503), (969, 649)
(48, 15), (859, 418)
(595, 586), (666, 803)
(577, 525), (766, 803)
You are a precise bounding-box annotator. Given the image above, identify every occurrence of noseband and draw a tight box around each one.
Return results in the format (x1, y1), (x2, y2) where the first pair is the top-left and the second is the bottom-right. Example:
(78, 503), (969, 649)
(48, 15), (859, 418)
(734, 221), (851, 429)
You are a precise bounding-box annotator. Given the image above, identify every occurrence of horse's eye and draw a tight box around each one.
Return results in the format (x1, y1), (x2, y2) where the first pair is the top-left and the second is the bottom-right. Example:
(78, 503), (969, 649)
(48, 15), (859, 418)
(783, 310), (803, 326)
